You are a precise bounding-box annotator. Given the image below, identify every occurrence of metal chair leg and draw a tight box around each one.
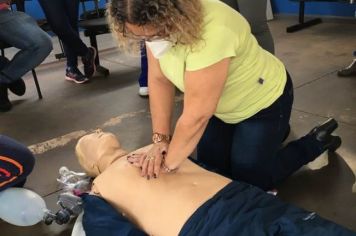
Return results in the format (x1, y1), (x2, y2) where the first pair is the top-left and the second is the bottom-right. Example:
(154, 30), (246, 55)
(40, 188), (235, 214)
(31, 69), (43, 99)
(286, 1), (322, 33)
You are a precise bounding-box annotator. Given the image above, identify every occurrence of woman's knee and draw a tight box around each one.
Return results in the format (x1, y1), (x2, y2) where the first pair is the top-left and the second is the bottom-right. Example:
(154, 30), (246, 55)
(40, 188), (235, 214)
(37, 33), (53, 56)
(28, 32), (53, 59)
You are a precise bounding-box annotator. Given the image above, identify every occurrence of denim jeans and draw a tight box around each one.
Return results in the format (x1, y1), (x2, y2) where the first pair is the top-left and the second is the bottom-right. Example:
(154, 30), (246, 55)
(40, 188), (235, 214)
(197, 73), (324, 190)
(0, 10), (52, 84)
(39, 0), (88, 68)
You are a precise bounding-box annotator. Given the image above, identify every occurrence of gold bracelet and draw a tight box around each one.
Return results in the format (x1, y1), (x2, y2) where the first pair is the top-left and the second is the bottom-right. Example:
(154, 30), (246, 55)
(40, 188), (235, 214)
(152, 132), (172, 144)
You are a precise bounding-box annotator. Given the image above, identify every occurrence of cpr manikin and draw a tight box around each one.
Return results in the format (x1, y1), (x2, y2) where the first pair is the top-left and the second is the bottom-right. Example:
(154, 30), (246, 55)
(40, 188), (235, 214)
(75, 131), (355, 236)
(76, 131), (231, 236)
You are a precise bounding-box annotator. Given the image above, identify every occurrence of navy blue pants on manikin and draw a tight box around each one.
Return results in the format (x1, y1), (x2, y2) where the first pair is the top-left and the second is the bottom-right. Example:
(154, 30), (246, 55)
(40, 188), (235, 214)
(82, 181), (355, 236)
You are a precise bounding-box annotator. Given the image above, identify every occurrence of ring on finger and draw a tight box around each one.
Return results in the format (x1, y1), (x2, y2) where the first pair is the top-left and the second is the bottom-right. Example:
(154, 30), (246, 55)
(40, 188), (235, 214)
(146, 155), (155, 161)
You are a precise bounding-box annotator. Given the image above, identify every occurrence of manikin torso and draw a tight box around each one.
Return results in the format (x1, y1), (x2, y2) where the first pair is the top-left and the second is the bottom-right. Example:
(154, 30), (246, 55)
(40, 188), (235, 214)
(91, 145), (231, 236)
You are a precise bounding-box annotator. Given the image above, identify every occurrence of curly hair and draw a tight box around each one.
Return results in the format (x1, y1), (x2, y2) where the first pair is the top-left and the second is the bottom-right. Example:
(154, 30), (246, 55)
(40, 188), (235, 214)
(107, 0), (204, 53)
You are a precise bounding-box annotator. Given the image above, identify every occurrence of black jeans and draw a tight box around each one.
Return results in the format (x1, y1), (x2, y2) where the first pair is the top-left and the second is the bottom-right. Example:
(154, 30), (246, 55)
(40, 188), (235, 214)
(39, 0), (88, 68)
(197, 73), (324, 190)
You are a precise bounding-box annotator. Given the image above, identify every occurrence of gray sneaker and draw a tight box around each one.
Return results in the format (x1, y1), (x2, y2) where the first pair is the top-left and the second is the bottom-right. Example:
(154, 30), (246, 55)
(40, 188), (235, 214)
(337, 59), (356, 77)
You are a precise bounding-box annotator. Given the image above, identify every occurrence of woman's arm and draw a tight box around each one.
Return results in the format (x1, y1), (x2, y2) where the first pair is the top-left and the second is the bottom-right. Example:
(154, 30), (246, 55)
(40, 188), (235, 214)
(139, 45), (175, 178)
(164, 58), (231, 170)
(146, 45), (175, 136)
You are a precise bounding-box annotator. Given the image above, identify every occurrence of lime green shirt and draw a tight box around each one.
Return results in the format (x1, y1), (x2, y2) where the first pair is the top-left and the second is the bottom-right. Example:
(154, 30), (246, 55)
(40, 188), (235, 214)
(159, 0), (287, 124)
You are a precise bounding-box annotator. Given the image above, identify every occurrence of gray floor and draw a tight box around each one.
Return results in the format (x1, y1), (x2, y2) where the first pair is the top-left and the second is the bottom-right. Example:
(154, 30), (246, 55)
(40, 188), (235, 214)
(0, 16), (355, 235)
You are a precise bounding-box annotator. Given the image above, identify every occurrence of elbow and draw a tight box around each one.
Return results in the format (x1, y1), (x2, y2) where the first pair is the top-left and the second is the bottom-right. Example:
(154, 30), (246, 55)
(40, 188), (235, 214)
(179, 111), (213, 129)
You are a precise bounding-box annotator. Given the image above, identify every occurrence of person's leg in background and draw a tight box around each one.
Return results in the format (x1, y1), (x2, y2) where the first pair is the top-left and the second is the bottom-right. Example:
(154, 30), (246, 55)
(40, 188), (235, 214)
(0, 10), (52, 112)
(60, 0), (89, 84)
(138, 43), (148, 97)
(229, 75), (341, 190)
(0, 135), (35, 191)
(64, 0), (97, 80)
(38, 0), (96, 84)
(237, 0), (275, 54)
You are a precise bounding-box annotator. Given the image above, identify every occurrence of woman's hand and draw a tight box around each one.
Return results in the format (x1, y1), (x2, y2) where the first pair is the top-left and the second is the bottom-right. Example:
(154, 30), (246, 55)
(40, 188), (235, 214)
(127, 142), (169, 179)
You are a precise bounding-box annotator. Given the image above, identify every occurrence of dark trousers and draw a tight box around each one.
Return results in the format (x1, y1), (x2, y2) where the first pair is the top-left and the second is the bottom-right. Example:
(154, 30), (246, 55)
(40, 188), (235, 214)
(197, 73), (324, 190)
(82, 181), (355, 236)
(138, 44), (148, 87)
(39, 0), (88, 68)
(82, 194), (147, 236)
(180, 181), (355, 236)
(0, 135), (35, 191)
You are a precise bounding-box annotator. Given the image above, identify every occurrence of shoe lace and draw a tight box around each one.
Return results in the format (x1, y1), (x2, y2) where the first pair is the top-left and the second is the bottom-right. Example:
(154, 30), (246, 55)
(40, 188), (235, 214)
(68, 67), (84, 77)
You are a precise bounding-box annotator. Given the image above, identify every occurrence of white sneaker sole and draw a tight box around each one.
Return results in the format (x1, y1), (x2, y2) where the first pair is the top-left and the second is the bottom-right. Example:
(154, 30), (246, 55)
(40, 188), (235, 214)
(65, 76), (89, 84)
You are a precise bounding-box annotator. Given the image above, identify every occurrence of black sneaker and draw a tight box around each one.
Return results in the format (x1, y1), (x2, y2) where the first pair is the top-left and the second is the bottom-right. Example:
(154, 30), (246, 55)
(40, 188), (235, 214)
(308, 118), (342, 152)
(8, 78), (26, 96)
(0, 83), (12, 112)
(81, 47), (97, 78)
(65, 67), (89, 84)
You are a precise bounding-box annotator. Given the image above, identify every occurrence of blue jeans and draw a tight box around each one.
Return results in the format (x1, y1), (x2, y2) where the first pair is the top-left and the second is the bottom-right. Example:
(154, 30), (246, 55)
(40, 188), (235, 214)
(39, 0), (88, 68)
(0, 10), (52, 84)
(197, 73), (324, 190)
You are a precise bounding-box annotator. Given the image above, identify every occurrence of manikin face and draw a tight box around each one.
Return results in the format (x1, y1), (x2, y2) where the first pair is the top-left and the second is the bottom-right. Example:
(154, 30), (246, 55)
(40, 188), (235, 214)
(76, 131), (127, 177)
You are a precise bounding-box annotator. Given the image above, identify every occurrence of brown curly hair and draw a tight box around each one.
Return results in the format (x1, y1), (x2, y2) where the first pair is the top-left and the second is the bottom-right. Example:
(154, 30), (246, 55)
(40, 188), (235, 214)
(107, 0), (204, 53)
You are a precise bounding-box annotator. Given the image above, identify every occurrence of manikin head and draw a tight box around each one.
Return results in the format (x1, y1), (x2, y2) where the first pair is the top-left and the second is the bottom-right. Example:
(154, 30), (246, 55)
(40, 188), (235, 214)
(75, 131), (128, 177)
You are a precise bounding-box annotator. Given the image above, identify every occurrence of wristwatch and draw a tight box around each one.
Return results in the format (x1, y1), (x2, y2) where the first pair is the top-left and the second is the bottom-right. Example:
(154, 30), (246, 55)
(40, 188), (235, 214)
(152, 132), (171, 144)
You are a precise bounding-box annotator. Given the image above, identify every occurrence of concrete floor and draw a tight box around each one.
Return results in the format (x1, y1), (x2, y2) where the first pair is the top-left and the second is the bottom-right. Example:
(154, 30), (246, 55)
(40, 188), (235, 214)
(0, 16), (355, 235)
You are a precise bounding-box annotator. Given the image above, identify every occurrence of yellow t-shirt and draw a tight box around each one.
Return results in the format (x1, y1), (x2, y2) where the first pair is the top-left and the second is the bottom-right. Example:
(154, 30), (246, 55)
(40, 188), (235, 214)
(159, 0), (287, 124)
